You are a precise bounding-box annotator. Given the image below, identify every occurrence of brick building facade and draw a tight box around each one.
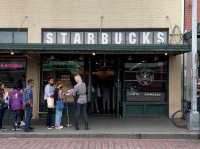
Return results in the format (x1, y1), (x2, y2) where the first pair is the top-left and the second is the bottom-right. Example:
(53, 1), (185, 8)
(184, 0), (200, 31)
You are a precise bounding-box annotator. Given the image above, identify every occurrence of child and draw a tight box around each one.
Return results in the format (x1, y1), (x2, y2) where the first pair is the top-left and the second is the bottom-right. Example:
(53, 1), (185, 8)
(55, 84), (64, 129)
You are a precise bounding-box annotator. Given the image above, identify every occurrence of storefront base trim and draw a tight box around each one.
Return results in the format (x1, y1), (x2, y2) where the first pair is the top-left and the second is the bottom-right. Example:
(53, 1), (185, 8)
(187, 111), (200, 131)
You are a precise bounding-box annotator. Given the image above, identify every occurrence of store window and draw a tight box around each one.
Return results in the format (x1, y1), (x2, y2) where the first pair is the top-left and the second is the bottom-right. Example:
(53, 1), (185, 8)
(123, 55), (168, 103)
(0, 29), (27, 43)
(0, 59), (26, 88)
(40, 55), (87, 112)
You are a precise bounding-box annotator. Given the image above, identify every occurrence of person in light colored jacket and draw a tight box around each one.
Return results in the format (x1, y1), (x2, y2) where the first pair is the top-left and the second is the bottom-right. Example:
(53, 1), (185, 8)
(44, 77), (55, 129)
(67, 74), (88, 130)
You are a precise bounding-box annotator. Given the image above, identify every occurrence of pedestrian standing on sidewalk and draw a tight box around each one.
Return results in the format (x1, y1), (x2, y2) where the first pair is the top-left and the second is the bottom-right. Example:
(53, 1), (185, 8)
(17, 75), (26, 127)
(23, 79), (34, 132)
(0, 83), (8, 130)
(44, 77), (55, 129)
(67, 74), (89, 130)
(9, 85), (23, 131)
(55, 83), (64, 129)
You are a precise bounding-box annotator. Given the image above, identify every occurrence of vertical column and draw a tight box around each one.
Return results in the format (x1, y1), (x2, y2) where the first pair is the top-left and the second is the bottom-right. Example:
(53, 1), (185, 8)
(26, 54), (40, 119)
(188, 0), (200, 130)
(116, 57), (121, 117)
(88, 57), (92, 103)
(169, 55), (182, 118)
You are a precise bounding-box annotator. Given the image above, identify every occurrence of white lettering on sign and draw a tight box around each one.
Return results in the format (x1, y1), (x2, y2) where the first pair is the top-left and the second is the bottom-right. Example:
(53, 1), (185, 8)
(73, 33), (81, 44)
(157, 32), (165, 43)
(87, 33), (95, 44)
(46, 32), (54, 43)
(60, 32), (68, 44)
(114, 32), (122, 44)
(101, 33), (109, 44)
(43, 30), (168, 45)
(142, 32), (151, 44)
(129, 32), (137, 44)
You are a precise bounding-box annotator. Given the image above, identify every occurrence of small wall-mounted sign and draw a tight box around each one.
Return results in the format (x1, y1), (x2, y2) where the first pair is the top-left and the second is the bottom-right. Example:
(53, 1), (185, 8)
(0, 63), (23, 69)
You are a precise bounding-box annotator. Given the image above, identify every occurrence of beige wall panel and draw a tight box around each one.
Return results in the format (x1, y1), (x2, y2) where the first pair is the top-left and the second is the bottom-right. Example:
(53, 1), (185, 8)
(169, 55), (182, 118)
(0, 0), (182, 38)
(26, 54), (40, 119)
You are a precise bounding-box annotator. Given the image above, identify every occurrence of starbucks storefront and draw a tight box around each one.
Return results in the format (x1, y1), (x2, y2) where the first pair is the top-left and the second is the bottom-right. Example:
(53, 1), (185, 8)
(0, 28), (190, 118)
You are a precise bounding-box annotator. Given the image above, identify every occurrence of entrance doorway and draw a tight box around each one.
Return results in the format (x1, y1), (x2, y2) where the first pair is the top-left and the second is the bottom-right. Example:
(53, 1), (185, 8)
(89, 55), (118, 116)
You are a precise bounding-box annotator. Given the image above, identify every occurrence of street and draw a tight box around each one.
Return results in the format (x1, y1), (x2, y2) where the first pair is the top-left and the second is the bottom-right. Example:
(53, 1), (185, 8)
(0, 138), (199, 149)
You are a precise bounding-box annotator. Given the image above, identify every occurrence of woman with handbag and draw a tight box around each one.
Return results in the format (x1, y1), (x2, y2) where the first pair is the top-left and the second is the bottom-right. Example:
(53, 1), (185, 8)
(44, 77), (55, 129)
(55, 83), (64, 129)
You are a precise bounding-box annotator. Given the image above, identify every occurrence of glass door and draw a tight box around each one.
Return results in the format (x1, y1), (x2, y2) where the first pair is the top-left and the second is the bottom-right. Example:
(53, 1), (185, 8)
(89, 55), (118, 116)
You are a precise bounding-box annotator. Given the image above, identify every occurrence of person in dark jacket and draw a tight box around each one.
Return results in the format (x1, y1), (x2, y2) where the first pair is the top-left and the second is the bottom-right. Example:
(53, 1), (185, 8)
(0, 83), (6, 130)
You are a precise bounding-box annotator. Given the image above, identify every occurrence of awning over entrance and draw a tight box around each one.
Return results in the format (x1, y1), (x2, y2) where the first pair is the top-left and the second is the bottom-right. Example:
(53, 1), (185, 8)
(0, 43), (190, 54)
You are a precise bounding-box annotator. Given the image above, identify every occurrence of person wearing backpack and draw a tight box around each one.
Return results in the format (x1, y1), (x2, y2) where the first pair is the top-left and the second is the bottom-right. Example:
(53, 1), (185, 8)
(55, 83), (64, 129)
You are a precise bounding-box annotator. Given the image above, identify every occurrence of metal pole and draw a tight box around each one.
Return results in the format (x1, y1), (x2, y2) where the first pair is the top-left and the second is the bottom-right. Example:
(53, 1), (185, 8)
(188, 0), (200, 130)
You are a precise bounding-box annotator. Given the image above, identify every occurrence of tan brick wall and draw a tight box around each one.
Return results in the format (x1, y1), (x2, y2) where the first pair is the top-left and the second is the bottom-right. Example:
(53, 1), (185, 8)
(0, 0), (183, 40)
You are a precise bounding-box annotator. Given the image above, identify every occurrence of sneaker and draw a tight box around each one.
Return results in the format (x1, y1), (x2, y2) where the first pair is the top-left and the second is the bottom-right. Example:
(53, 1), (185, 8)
(55, 126), (64, 130)
(12, 128), (22, 131)
(28, 127), (34, 130)
(20, 121), (25, 127)
(24, 128), (34, 132)
(47, 127), (53, 130)
(14, 122), (18, 127)
(75, 126), (79, 130)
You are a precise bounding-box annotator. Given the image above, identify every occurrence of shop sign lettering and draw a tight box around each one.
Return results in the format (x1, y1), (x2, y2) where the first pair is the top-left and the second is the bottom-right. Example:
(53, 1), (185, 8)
(43, 30), (168, 45)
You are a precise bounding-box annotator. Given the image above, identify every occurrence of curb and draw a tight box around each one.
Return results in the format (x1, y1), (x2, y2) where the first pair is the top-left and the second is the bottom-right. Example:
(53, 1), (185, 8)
(0, 132), (199, 139)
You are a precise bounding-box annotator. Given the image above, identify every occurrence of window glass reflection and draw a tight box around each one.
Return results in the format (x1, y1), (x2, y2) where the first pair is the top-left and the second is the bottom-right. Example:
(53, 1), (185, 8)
(124, 55), (168, 102)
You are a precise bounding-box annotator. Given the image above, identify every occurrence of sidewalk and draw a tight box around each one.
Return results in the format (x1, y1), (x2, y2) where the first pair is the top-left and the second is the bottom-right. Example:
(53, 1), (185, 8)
(0, 117), (199, 139)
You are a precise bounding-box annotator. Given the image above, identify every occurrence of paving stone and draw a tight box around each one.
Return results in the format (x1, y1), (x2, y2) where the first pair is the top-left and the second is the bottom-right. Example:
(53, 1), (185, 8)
(0, 138), (200, 149)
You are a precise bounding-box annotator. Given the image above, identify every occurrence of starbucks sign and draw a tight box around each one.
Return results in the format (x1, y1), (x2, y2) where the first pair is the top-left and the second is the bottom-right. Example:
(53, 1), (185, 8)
(42, 29), (168, 45)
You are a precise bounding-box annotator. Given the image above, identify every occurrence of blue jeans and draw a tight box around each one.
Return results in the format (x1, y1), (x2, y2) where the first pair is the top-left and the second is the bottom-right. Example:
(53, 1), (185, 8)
(55, 109), (62, 127)
(12, 110), (20, 129)
(24, 106), (32, 129)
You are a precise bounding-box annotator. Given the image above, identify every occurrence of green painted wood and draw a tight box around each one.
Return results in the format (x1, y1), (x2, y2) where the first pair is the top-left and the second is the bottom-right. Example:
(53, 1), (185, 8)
(0, 43), (190, 54)
(123, 102), (168, 117)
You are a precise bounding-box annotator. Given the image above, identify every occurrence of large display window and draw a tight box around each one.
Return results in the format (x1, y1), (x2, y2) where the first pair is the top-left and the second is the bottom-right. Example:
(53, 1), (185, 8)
(123, 55), (168, 103)
(40, 55), (87, 112)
